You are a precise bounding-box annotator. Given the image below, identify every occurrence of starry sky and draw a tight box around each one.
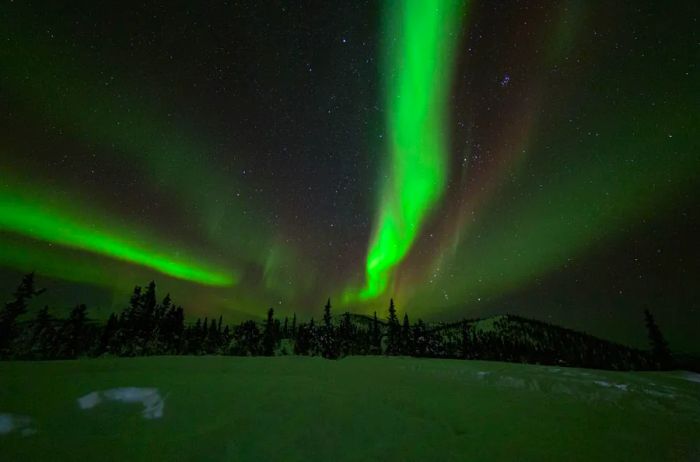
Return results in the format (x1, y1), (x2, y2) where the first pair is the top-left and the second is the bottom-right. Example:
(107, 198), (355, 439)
(1, 1), (698, 353)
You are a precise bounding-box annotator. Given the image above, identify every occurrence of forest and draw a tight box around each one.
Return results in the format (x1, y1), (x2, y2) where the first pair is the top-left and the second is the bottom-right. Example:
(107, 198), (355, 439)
(0, 273), (677, 371)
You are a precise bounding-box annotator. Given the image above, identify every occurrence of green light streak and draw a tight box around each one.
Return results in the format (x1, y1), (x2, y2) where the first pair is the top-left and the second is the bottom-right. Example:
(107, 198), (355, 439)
(0, 9), (271, 264)
(0, 189), (234, 286)
(348, 0), (466, 301)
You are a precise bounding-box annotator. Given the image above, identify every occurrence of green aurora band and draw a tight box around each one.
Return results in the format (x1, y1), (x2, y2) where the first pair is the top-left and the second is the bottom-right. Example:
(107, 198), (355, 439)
(0, 13), (272, 266)
(346, 0), (467, 302)
(402, 20), (700, 312)
(0, 188), (235, 286)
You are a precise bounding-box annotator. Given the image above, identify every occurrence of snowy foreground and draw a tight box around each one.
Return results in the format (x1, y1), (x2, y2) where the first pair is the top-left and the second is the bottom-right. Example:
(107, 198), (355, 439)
(0, 357), (698, 461)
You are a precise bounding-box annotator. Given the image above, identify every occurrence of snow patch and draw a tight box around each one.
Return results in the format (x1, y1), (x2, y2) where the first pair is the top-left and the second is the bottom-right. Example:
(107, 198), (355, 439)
(681, 372), (700, 384)
(594, 380), (628, 391)
(77, 391), (101, 409)
(643, 388), (675, 399)
(0, 413), (36, 436)
(77, 387), (165, 419)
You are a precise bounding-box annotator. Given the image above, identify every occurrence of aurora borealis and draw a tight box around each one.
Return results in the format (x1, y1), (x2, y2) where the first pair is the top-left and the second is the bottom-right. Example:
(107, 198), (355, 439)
(1, 1), (698, 352)
(345, 0), (466, 301)
(0, 185), (234, 286)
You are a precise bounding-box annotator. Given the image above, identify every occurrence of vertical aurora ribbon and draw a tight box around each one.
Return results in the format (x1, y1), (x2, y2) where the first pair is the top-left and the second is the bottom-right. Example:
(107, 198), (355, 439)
(349, 0), (466, 301)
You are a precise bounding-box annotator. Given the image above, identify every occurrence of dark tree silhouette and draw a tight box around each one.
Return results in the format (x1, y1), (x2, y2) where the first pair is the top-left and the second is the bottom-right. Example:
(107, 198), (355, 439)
(203, 316), (221, 354)
(401, 313), (412, 355)
(338, 312), (355, 356)
(263, 307), (277, 356)
(644, 309), (673, 370)
(412, 319), (428, 357)
(0, 272), (45, 356)
(160, 300), (185, 354)
(119, 283), (160, 355)
(308, 317), (318, 355)
(28, 306), (57, 359)
(99, 312), (120, 355)
(461, 320), (471, 359)
(58, 304), (90, 358)
(319, 298), (338, 359)
(385, 299), (400, 355)
(232, 320), (261, 356)
(294, 323), (312, 355)
(221, 324), (231, 349)
(370, 311), (381, 354)
(0, 274), (677, 371)
(187, 318), (204, 354)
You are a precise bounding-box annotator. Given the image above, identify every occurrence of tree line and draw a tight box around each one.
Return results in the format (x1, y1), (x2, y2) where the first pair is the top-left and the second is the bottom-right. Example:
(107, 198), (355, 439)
(0, 273), (676, 370)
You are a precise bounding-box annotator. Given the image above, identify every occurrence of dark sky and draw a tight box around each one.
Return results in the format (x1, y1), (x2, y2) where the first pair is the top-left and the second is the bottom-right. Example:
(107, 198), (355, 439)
(1, 1), (698, 353)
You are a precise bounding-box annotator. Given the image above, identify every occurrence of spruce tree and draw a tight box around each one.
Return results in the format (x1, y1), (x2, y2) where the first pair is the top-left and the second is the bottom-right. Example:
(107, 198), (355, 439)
(190, 318), (203, 354)
(386, 299), (400, 355)
(100, 312), (120, 355)
(0, 272), (45, 356)
(221, 325), (231, 349)
(206, 318), (220, 353)
(233, 320), (261, 356)
(158, 303), (184, 355)
(58, 304), (89, 359)
(294, 323), (310, 355)
(401, 313), (411, 355)
(644, 309), (673, 369)
(308, 318), (318, 355)
(122, 284), (153, 354)
(323, 299), (332, 327)
(202, 317), (209, 352)
(320, 298), (338, 359)
(370, 312), (381, 354)
(412, 319), (428, 357)
(338, 312), (354, 356)
(461, 320), (471, 359)
(263, 307), (276, 356)
(31, 306), (57, 359)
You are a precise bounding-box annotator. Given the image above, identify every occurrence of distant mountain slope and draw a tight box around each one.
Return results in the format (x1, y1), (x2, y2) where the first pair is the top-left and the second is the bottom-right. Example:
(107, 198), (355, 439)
(419, 314), (656, 370)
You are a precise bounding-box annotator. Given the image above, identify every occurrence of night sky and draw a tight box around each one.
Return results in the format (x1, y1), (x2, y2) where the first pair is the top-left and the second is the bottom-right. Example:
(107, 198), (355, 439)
(1, 1), (698, 353)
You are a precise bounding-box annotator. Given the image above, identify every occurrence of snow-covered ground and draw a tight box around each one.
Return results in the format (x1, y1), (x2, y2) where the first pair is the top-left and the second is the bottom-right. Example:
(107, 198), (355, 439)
(0, 356), (698, 461)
